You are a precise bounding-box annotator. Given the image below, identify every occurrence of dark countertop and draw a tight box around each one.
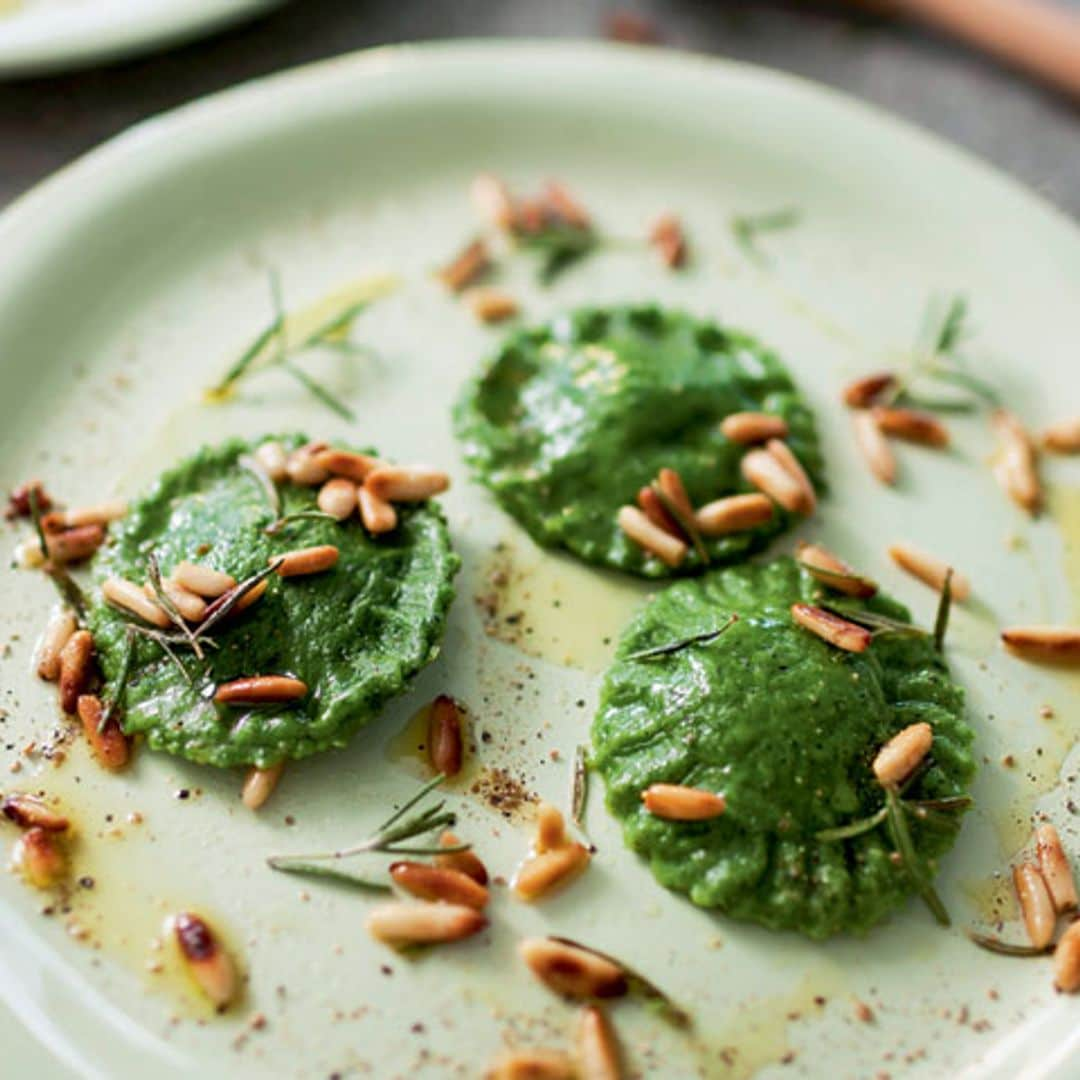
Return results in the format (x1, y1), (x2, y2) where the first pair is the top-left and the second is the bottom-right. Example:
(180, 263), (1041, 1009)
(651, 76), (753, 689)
(1, 0), (1078, 218)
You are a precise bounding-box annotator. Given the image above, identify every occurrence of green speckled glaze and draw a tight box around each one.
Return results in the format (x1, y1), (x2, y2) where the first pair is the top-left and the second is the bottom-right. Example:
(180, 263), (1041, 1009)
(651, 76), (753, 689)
(454, 305), (823, 578)
(592, 557), (975, 937)
(87, 436), (459, 768)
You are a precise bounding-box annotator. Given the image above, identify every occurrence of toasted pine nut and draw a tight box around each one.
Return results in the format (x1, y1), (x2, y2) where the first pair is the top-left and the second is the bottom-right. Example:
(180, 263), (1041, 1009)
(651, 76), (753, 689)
(313, 449), (379, 483)
(5, 480), (52, 520)
(1036, 824), (1078, 913)
(471, 173), (516, 230)
(389, 861), (490, 909)
(214, 676), (307, 705)
(648, 212), (687, 269)
(428, 694), (464, 777)
(57, 629), (94, 715)
(992, 409), (1041, 513)
(234, 577), (269, 614)
(1043, 418), (1080, 454)
(438, 238), (491, 292)
(1, 793), (69, 832)
(315, 478), (358, 521)
(766, 440), (816, 513)
(286, 446), (330, 487)
(45, 523), (105, 564)
(721, 412), (790, 445)
(740, 449), (805, 513)
(435, 830), (489, 885)
(358, 485), (398, 534)
(578, 1005), (622, 1080)
(842, 371), (896, 408)
(254, 440), (289, 481)
(146, 580), (207, 623)
(42, 499), (127, 531)
(617, 506), (687, 567)
(536, 802), (568, 854)
(365, 901), (487, 947)
(641, 783), (726, 821)
(35, 607), (77, 681)
(272, 545), (339, 577)
(519, 938), (628, 1000)
(636, 486), (683, 539)
(797, 542), (877, 598)
(102, 577), (170, 628)
(12, 827), (66, 889)
(465, 287), (519, 324)
(77, 694), (130, 771)
(1001, 626), (1080, 663)
(486, 1050), (576, 1080)
(173, 913), (238, 1010)
(1054, 920), (1080, 992)
(791, 603), (872, 653)
(695, 493), (773, 537)
(887, 543), (971, 602)
(366, 466), (450, 503)
(872, 722), (933, 788)
(655, 467), (696, 524)
(173, 561), (236, 598)
(241, 763), (284, 810)
(512, 843), (591, 901)
(544, 181), (591, 230)
(852, 410), (897, 486)
(871, 407), (950, 448)
(1013, 862), (1056, 949)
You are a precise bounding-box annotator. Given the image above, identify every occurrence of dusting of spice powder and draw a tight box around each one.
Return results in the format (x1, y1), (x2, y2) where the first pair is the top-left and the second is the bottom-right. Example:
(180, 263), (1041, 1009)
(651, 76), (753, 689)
(470, 766), (536, 821)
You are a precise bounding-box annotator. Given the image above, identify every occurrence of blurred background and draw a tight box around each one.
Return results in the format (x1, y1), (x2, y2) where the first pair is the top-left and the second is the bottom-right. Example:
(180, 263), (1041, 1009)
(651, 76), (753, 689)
(1, 0), (1078, 216)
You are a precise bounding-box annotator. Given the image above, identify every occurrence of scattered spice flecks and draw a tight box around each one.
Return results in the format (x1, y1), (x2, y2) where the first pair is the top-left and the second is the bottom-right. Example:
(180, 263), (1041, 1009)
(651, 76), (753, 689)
(470, 766), (536, 821)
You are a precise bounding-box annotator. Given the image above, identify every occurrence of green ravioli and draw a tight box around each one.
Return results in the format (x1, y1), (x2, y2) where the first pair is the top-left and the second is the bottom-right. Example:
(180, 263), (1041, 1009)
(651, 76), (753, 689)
(87, 436), (458, 769)
(454, 305), (823, 578)
(591, 557), (975, 938)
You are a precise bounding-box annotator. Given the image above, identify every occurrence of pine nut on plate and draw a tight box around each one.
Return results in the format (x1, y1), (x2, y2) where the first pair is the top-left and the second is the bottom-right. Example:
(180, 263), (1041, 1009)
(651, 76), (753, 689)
(241, 763), (284, 810)
(512, 843), (591, 901)
(214, 675), (308, 705)
(102, 577), (171, 628)
(577, 1005), (622, 1080)
(842, 371), (896, 408)
(253, 440), (289, 481)
(35, 607), (77, 682)
(765, 439), (816, 513)
(12, 826), (66, 889)
(172, 560), (236, 598)
(641, 783), (726, 821)
(272, 544), (339, 577)
(471, 172), (515, 230)
(1043, 417), (1080, 454)
(852, 409), (897, 485)
(437, 238), (491, 292)
(791, 603), (872, 653)
(365, 465), (450, 503)
(58, 628), (94, 714)
(636, 485), (683, 538)
(464, 286), (518, 323)
(435, 831), (489, 886)
(1054, 921), (1080, 993)
(617, 505), (687, 567)
(45, 523), (105, 564)
(2, 793), (69, 832)
(695, 493), (773, 537)
(389, 861), (490, 909)
(77, 694), (130, 771)
(358, 485), (398, 534)
(1001, 626), (1080, 664)
(518, 938), (628, 1000)
(991, 408), (1041, 513)
(365, 901), (487, 947)
(1012, 862), (1055, 950)
(871, 406), (949, 447)
(486, 1050), (576, 1080)
(147, 579), (207, 623)
(427, 694), (464, 777)
(313, 449), (379, 483)
(740, 448), (805, 513)
(872, 723), (932, 788)
(796, 542), (877, 598)
(887, 543), (971, 601)
(41, 499), (127, 530)
(1035, 823), (1078, 912)
(316, 477), (358, 521)
(535, 801), (568, 853)
(172, 912), (239, 1010)
(720, 411), (789, 444)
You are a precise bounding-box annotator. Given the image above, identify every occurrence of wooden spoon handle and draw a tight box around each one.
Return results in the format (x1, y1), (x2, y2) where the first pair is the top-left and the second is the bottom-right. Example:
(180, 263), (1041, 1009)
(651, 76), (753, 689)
(890, 0), (1080, 99)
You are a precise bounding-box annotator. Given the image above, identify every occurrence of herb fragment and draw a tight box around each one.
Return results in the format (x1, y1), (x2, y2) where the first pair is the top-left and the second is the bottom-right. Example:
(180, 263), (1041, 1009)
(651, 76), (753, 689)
(966, 930), (1052, 958)
(731, 206), (801, 265)
(238, 453), (281, 518)
(147, 553), (204, 661)
(571, 745), (589, 828)
(933, 569), (953, 653)
(816, 806), (889, 842)
(626, 613), (739, 661)
(100, 626), (136, 731)
(195, 559), (283, 640)
(516, 226), (600, 285)
(885, 786), (950, 926)
(651, 479), (709, 565)
(822, 604), (927, 639)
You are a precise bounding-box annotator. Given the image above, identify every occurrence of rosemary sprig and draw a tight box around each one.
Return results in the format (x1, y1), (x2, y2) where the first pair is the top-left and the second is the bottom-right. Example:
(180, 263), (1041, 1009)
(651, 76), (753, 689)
(651, 481), (709, 565)
(147, 553), (204, 661)
(885, 786), (950, 926)
(265, 510), (338, 536)
(238, 453), (281, 517)
(933, 569), (953, 653)
(822, 604), (926, 639)
(195, 559), (283, 640)
(731, 206), (801, 265)
(210, 271), (287, 398)
(282, 359), (355, 421)
(571, 744), (589, 828)
(515, 226), (600, 285)
(100, 626), (136, 731)
(966, 929), (1052, 958)
(816, 794), (972, 843)
(625, 613), (739, 661)
(816, 806), (889, 842)
(28, 489), (87, 617)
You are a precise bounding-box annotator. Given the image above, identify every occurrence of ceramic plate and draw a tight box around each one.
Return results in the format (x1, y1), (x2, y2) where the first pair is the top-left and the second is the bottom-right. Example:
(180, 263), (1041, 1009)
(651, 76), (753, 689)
(0, 0), (282, 78)
(1, 41), (1079, 1080)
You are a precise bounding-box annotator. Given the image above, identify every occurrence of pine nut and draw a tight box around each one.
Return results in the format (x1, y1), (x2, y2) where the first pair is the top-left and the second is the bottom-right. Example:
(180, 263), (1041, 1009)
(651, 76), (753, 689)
(428, 694), (464, 777)
(471, 173), (516, 230)
(992, 409), (1041, 513)
(842, 372), (896, 408)
(12, 827), (66, 889)
(512, 843), (591, 901)
(655, 467), (697, 524)
(578, 1005), (622, 1080)
(365, 466), (450, 503)
(1001, 626), (1080, 663)
(721, 412), (790, 444)
(41, 499), (127, 530)
(1, 793), (69, 832)
(147, 580), (207, 623)
(102, 577), (170, 628)
(254, 440), (289, 481)
(14, 538), (47, 569)
(173, 561), (236, 598)
(791, 603), (872, 653)
(636, 486), (683, 539)
(1036, 824), (1078, 913)
(173, 912), (238, 1010)
(214, 676), (307, 705)
(695, 493), (774, 537)
(35, 607), (77, 681)
(241, 763), (284, 810)
(1013, 862), (1056, 949)
(766, 439), (816, 513)
(740, 449), (805, 513)
(486, 1050), (576, 1080)
(5, 480), (52, 520)
(365, 901), (487, 947)
(1043, 418), (1080, 454)
(1054, 920), (1080, 993)
(286, 446), (330, 486)
(437, 238), (491, 292)
(358, 485), (398, 534)
(272, 545), (339, 577)
(313, 449), (379, 483)
(642, 783), (726, 821)
(234, 577), (269, 614)
(617, 506), (687, 567)
(77, 694), (130, 771)
(544, 181), (591, 230)
(797, 542), (877, 598)
(852, 410), (897, 486)
(871, 407), (950, 447)
(872, 722), (933, 788)
(518, 938), (628, 1000)
(465, 287), (519, 324)
(315, 478), (358, 521)
(535, 802), (568, 854)
(888, 543), (971, 602)
(45, 523), (105, 564)
(648, 213), (687, 269)
(435, 830), (489, 885)
(389, 861), (490, 909)
(57, 629), (94, 715)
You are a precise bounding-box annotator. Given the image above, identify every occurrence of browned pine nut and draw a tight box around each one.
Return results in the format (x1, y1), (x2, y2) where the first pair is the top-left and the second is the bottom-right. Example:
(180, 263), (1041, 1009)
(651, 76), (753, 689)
(241, 763), (284, 810)
(1043, 418), (1080, 454)
(389, 861), (490, 909)
(365, 901), (487, 947)
(842, 372), (896, 408)
(2, 793), (69, 832)
(254, 440), (289, 482)
(655, 467), (696, 526)
(888, 543), (972, 602)
(512, 843), (591, 901)
(871, 407), (950, 447)
(146, 580), (207, 623)
(535, 802), (568, 854)
(791, 604), (872, 653)
(428, 694), (464, 777)
(45, 523), (105, 564)
(316, 478), (358, 521)
(471, 173), (516, 231)
(1054, 920), (1080, 992)
(766, 440), (816, 514)
(358, 485), (398, 534)
(1013, 862), (1056, 949)
(173, 912), (239, 1010)
(102, 577), (170, 628)
(544, 181), (591, 230)
(286, 445), (330, 487)
(272, 545), (339, 577)
(636, 486), (683, 539)
(721, 411), (790, 445)
(617, 506), (687, 568)
(313, 449), (379, 483)
(740, 448), (806, 513)
(437, 238), (491, 292)
(42, 499), (127, 531)
(435, 830), (489, 885)
(486, 1050), (576, 1080)
(465, 287), (519, 324)
(519, 938), (628, 1000)
(172, 561), (236, 598)
(642, 783), (726, 821)
(992, 409), (1041, 513)
(648, 213), (687, 269)
(58, 630), (94, 715)
(77, 694), (130, 771)
(215, 676), (307, 705)
(797, 542), (877, 598)
(365, 466), (450, 503)
(12, 826), (66, 888)
(35, 607), (76, 681)
(852, 410), (897, 486)
(872, 722), (933, 788)
(1001, 626), (1080, 664)
(578, 1005), (623, 1080)
(1036, 823), (1078, 912)
(695, 493), (774, 537)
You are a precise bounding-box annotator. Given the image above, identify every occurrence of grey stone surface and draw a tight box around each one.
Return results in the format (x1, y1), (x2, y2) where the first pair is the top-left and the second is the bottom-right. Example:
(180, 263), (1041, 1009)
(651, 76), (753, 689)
(1, 0), (1078, 217)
